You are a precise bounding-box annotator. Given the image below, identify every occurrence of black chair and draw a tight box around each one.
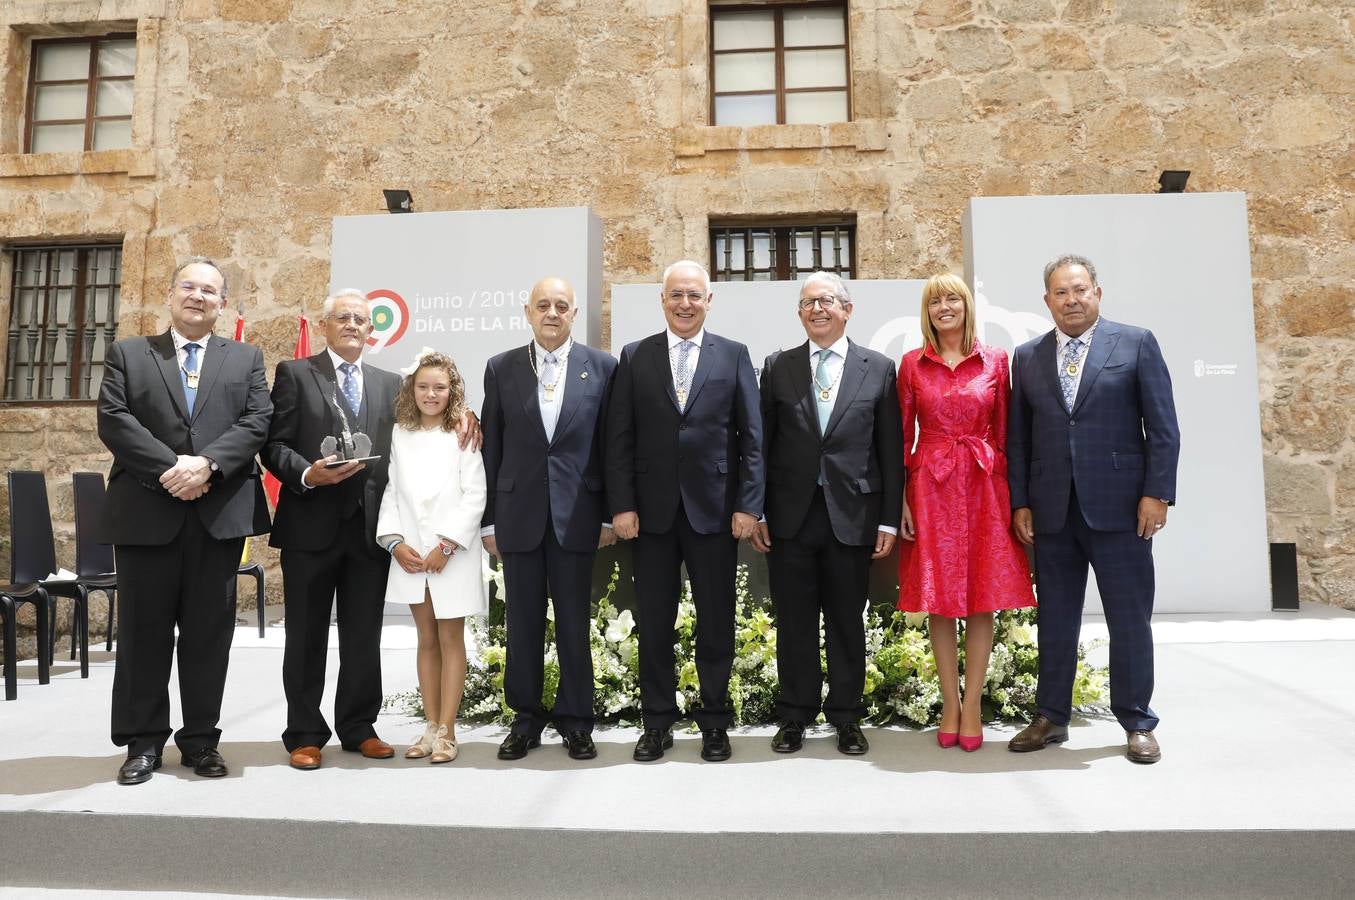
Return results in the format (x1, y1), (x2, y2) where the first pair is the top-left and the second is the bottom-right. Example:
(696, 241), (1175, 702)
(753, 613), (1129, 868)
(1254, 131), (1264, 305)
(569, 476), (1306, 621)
(226, 540), (267, 638)
(4, 472), (54, 699)
(9, 470), (88, 679)
(71, 472), (118, 655)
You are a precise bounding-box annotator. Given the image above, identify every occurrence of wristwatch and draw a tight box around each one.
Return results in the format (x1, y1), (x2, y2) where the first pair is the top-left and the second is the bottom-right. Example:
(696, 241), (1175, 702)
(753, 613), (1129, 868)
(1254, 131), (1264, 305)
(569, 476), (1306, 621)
(439, 540), (455, 557)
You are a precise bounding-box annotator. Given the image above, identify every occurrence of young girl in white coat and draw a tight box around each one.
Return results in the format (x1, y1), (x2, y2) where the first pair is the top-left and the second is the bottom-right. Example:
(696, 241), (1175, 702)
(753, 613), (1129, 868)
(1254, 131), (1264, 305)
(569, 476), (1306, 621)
(376, 350), (487, 764)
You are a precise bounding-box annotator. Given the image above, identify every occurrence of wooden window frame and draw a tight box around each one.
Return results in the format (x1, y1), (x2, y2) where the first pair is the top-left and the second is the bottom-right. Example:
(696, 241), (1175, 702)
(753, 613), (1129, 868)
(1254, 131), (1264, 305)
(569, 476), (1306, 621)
(3, 243), (122, 404)
(24, 33), (136, 154)
(709, 2), (852, 126)
(710, 216), (856, 282)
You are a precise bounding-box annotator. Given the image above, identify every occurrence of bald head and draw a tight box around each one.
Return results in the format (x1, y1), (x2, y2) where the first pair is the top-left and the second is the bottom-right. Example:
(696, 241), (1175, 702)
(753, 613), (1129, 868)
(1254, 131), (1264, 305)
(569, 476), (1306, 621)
(525, 276), (577, 351)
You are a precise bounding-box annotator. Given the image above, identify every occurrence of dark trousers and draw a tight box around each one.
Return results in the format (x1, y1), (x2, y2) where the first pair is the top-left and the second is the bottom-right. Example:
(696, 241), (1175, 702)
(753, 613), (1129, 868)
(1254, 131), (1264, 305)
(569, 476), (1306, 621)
(280, 510), (389, 751)
(1033, 486), (1158, 732)
(502, 524), (597, 736)
(111, 514), (242, 758)
(633, 505), (737, 732)
(768, 488), (871, 726)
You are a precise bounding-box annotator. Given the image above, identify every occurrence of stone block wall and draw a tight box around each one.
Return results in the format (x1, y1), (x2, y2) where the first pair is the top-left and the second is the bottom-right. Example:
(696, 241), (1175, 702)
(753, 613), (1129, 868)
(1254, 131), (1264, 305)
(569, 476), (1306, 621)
(0, 0), (1352, 665)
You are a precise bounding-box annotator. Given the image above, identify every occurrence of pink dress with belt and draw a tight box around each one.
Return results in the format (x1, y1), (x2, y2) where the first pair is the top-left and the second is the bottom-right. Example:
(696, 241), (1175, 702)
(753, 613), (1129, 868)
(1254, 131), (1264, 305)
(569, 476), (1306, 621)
(896, 342), (1035, 617)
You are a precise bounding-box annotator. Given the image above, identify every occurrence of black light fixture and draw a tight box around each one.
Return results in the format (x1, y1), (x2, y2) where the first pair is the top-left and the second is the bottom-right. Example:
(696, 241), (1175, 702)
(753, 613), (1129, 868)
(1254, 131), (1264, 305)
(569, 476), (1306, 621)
(383, 189), (414, 213)
(1157, 170), (1190, 194)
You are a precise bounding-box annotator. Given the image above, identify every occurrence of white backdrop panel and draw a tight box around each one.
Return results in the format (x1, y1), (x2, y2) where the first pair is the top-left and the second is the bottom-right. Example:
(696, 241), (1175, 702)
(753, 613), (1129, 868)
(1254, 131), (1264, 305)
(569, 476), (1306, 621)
(329, 206), (603, 412)
(963, 192), (1268, 613)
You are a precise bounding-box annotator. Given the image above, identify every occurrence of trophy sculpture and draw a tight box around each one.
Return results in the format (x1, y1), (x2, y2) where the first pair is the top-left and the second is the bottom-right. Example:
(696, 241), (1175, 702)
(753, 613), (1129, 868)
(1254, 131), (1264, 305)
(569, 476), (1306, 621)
(320, 387), (376, 465)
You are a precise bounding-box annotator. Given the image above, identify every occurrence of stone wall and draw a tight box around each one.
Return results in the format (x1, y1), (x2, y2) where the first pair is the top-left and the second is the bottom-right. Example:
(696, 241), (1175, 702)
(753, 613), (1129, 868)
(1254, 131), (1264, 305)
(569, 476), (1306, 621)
(1, 0), (1352, 662)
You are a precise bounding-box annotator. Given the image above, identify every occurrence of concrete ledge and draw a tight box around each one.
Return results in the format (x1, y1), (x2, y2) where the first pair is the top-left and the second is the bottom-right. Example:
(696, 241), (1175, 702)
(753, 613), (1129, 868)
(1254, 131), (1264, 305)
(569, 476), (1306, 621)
(0, 147), (154, 178)
(675, 120), (887, 157)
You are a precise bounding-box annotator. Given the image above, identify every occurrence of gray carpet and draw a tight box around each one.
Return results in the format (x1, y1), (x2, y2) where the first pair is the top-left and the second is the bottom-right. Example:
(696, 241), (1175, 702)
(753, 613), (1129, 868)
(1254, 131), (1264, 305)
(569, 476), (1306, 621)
(3, 811), (1352, 899)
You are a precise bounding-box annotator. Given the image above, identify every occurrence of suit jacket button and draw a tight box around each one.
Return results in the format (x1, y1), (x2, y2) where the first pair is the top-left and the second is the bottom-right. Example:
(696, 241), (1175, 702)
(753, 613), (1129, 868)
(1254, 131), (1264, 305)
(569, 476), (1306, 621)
(680, 423), (687, 431)
(190, 428), (198, 436)
(1069, 420), (1076, 426)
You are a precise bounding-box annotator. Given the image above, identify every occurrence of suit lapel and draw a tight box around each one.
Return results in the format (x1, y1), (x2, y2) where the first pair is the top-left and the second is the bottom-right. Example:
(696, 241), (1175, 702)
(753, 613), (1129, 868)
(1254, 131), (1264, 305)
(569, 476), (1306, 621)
(1035, 331), (1063, 410)
(1071, 319), (1120, 415)
(307, 352), (347, 431)
(647, 333), (680, 411)
(823, 340), (867, 438)
(683, 333), (717, 411)
(150, 333), (190, 421)
(552, 346), (595, 443)
(784, 343), (818, 438)
(188, 336), (229, 423)
(513, 344), (550, 444)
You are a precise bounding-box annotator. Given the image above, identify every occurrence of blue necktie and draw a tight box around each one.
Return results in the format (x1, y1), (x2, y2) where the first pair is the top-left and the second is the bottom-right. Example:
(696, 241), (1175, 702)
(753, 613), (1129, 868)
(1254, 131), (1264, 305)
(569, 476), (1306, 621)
(540, 351), (558, 440)
(181, 342), (200, 416)
(339, 362), (361, 417)
(1059, 337), (1083, 411)
(815, 349), (834, 434)
(675, 340), (694, 411)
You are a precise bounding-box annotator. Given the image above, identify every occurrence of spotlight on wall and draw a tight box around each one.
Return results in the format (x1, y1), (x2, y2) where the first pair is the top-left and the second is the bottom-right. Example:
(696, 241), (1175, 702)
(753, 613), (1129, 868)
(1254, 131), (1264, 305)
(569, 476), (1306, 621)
(1157, 170), (1190, 194)
(383, 189), (414, 213)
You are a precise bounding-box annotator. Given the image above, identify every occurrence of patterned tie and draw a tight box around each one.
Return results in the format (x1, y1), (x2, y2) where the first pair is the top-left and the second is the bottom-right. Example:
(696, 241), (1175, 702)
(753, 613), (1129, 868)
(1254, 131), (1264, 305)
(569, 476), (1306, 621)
(675, 340), (694, 412)
(815, 349), (834, 434)
(339, 361), (361, 417)
(181, 342), (200, 416)
(540, 351), (558, 440)
(1059, 337), (1083, 411)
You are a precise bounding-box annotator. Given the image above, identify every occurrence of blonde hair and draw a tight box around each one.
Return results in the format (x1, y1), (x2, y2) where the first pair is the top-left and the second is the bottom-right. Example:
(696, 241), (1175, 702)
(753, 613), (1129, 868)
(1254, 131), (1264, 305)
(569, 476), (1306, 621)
(919, 273), (976, 357)
(394, 350), (465, 432)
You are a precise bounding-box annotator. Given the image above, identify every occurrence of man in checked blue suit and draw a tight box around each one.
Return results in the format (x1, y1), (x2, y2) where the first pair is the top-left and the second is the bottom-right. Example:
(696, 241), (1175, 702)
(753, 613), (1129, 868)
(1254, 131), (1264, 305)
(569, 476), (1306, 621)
(1006, 254), (1180, 764)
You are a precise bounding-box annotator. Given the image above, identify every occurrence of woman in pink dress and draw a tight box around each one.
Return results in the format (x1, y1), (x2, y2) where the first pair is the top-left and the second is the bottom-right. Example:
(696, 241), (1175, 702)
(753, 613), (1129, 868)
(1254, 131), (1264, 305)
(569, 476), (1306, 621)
(897, 273), (1035, 751)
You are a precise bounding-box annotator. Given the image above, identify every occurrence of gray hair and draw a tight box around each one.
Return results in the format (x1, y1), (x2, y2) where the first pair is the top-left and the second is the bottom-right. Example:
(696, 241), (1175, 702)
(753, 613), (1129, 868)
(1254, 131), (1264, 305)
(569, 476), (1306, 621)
(321, 288), (369, 318)
(1043, 254), (1098, 290)
(170, 256), (228, 297)
(661, 259), (711, 293)
(801, 270), (851, 305)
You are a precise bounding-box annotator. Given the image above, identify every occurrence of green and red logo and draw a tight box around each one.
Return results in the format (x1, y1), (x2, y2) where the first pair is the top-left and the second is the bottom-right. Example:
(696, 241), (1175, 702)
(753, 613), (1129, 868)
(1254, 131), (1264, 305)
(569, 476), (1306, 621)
(365, 289), (408, 353)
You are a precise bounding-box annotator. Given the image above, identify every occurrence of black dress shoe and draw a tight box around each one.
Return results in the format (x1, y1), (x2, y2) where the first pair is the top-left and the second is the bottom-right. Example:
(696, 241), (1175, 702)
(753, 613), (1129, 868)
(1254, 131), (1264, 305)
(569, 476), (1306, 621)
(632, 728), (674, 762)
(562, 731), (597, 760)
(700, 728), (732, 762)
(497, 733), (542, 760)
(835, 722), (869, 755)
(180, 747), (228, 778)
(117, 753), (161, 786)
(771, 722), (804, 754)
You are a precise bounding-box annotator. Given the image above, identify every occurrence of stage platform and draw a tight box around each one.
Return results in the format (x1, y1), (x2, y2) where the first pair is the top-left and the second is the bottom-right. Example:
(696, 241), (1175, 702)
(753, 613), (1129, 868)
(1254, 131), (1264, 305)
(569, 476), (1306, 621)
(2, 604), (1354, 899)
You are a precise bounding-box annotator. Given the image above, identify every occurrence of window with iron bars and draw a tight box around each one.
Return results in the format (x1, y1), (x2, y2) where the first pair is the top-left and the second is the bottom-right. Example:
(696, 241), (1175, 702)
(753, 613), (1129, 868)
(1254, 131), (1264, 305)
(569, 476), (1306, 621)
(710, 220), (855, 281)
(4, 244), (122, 402)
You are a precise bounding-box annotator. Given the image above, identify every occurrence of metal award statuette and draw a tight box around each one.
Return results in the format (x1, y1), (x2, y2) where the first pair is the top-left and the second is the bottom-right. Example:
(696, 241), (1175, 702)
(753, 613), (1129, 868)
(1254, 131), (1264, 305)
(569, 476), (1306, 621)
(320, 388), (376, 464)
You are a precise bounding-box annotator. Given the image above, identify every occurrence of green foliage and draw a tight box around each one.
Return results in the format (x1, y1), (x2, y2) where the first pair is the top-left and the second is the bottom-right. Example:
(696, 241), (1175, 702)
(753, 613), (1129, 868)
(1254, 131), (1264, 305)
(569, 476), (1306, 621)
(386, 562), (1109, 728)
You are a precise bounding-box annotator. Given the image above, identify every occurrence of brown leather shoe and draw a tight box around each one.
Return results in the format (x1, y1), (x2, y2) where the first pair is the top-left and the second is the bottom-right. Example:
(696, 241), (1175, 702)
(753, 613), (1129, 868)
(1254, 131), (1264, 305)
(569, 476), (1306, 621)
(357, 737), (395, 759)
(1007, 715), (1070, 752)
(289, 746), (322, 770)
(1126, 730), (1161, 764)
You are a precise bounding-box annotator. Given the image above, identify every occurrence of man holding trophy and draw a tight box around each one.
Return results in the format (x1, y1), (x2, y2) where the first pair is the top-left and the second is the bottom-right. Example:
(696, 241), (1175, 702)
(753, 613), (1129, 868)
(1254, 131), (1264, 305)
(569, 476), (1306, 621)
(263, 289), (404, 770)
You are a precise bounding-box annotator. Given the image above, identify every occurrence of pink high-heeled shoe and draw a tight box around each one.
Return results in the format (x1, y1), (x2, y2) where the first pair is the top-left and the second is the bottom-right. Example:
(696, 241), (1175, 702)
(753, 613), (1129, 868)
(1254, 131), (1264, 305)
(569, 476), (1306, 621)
(937, 730), (959, 748)
(958, 733), (984, 752)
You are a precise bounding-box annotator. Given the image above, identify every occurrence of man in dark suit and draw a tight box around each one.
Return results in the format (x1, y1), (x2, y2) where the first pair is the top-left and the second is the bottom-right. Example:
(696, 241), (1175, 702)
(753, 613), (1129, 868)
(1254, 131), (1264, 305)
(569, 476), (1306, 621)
(1007, 254), (1180, 764)
(97, 256), (272, 785)
(262, 289), (403, 770)
(752, 272), (903, 756)
(607, 259), (764, 762)
(480, 276), (617, 762)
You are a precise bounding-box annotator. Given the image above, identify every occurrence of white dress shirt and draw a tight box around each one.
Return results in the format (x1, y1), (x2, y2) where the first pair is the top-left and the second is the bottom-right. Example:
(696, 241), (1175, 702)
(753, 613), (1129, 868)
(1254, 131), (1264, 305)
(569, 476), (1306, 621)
(170, 327), (210, 373)
(807, 335), (849, 407)
(667, 328), (704, 397)
(1054, 317), (1100, 401)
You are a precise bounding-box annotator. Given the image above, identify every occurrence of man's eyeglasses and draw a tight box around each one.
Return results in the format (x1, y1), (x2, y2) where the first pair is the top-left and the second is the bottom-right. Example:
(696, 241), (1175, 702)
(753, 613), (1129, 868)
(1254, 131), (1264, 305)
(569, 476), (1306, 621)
(798, 294), (842, 311)
(177, 282), (221, 300)
(326, 313), (370, 326)
(665, 290), (708, 304)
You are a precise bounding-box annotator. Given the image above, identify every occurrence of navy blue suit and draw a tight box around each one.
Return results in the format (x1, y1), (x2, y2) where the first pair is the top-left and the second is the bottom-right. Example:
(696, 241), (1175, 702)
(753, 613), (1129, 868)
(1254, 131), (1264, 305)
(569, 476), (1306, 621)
(481, 342), (616, 736)
(606, 331), (764, 731)
(1008, 318), (1180, 732)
